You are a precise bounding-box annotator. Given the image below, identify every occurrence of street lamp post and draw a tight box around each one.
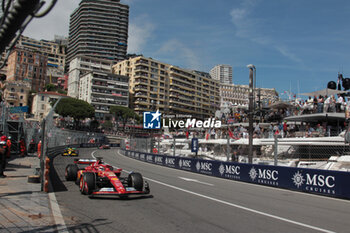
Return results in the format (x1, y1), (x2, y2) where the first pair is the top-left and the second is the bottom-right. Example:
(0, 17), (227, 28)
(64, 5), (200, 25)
(247, 64), (256, 164)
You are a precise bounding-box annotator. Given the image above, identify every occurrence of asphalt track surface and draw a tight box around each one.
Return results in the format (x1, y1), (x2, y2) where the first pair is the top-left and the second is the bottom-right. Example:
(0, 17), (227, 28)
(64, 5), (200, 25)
(51, 148), (350, 233)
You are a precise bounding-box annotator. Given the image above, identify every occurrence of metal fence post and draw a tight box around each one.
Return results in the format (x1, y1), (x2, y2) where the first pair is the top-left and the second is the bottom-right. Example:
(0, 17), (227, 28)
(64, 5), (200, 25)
(40, 119), (46, 191)
(157, 136), (160, 154)
(226, 135), (230, 161)
(274, 134), (278, 166)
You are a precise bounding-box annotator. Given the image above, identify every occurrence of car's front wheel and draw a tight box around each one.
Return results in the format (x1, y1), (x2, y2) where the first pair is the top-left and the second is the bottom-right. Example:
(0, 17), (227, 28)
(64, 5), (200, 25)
(65, 164), (78, 181)
(128, 172), (143, 191)
(80, 172), (96, 195)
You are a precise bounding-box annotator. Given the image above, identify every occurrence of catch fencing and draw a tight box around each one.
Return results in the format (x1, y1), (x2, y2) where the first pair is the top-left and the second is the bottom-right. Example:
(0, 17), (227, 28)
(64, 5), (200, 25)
(121, 136), (350, 169)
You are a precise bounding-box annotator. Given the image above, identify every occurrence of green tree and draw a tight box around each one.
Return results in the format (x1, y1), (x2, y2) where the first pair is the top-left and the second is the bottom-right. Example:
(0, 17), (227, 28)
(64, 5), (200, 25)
(90, 119), (100, 131)
(101, 120), (113, 130)
(109, 106), (140, 131)
(55, 98), (95, 129)
(45, 84), (56, 92)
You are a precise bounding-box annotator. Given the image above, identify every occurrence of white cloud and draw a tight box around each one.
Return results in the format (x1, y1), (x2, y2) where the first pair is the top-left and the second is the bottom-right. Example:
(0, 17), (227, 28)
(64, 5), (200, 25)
(275, 46), (302, 63)
(157, 39), (201, 70)
(230, 8), (247, 22)
(23, 1), (80, 40)
(128, 15), (155, 54)
(230, 0), (302, 63)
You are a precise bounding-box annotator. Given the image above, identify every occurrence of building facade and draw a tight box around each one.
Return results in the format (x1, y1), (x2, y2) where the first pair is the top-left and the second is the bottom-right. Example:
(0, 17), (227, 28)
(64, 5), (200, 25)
(31, 92), (67, 120)
(210, 64), (233, 84)
(67, 56), (112, 98)
(79, 71), (129, 119)
(6, 48), (47, 92)
(17, 35), (66, 88)
(57, 75), (68, 90)
(113, 56), (220, 119)
(66, 0), (129, 70)
(220, 83), (278, 108)
(17, 35), (66, 70)
(2, 81), (31, 107)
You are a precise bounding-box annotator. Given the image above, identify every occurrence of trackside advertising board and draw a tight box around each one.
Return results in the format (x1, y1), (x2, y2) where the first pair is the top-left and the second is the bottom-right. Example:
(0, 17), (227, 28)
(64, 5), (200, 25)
(123, 150), (350, 199)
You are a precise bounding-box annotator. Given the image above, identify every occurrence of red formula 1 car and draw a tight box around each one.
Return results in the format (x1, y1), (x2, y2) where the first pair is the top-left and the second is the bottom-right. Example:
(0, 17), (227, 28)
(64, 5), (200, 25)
(65, 158), (150, 197)
(98, 144), (110, 149)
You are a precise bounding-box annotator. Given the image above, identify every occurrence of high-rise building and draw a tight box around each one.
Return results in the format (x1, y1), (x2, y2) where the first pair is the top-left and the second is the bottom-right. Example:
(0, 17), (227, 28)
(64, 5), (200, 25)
(66, 0), (129, 71)
(210, 64), (233, 84)
(113, 56), (220, 119)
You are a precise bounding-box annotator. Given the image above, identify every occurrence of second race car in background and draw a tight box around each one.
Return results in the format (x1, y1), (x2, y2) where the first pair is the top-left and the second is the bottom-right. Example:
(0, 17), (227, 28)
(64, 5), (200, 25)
(65, 158), (150, 197)
(62, 147), (79, 157)
(98, 144), (111, 149)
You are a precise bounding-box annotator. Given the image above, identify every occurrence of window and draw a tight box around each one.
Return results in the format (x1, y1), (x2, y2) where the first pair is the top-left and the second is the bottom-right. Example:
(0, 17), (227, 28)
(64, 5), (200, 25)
(41, 104), (45, 110)
(41, 96), (45, 101)
(20, 89), (24, 93)
(20, 96), (23, 99)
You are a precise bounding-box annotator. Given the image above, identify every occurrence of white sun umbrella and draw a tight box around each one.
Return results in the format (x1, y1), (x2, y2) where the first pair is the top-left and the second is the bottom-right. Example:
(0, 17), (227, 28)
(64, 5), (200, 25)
(299, 88), (348, 97)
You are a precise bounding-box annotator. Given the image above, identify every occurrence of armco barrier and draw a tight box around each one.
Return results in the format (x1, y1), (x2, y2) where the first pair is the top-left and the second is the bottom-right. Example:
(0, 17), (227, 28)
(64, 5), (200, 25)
(122, 150), (350, 199)
(80, 143), (120, 148)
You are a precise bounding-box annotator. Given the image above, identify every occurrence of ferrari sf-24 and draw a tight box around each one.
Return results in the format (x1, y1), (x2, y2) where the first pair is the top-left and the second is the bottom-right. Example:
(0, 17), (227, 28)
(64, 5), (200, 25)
(65, 158), (150, 197)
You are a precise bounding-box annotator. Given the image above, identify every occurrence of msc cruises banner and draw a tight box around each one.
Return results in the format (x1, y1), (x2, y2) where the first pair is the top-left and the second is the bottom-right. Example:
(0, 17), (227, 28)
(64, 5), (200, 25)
(123, 150), (350, 199)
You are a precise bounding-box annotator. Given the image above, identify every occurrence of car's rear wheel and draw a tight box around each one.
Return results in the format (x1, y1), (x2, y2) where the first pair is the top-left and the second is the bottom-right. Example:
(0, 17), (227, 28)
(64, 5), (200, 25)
(65, 164), (78, 181)
(128, 172), (143, 191)
(80, 172), (95, 195)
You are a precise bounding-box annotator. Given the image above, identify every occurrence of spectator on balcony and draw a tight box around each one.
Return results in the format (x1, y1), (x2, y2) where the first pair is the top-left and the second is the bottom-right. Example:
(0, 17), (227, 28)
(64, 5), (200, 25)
(317, 95), (324, 113)
(313, 96), (318, 113)
(324, 95), (331, 112)
(336, 94), (345, 112)
(315, 124), (325, 136)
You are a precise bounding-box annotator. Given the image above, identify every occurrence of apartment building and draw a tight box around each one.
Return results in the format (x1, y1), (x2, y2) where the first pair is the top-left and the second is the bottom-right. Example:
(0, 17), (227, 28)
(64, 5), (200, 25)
(79, 71), (129, 119)
(67, 55), (112, 98)
(210, 64), (233, 84)
(2, 35), (68, 90)
(220, 83), (278, 108)
(17, 35), (66, 70)
(2, 81), (31, 107)
(32, 92), (67, 120)
(6, 48), (47, 92)
(67, 0), (129, 69)
(113, 56), (220, 119)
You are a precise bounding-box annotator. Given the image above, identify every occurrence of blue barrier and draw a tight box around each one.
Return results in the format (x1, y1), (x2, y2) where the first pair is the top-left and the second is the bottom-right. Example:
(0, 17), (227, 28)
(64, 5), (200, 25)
(122, 150), (350, 199)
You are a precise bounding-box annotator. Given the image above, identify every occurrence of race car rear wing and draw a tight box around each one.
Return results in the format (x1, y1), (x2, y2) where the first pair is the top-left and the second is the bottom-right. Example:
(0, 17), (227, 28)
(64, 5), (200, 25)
(74, 158), (98, 165)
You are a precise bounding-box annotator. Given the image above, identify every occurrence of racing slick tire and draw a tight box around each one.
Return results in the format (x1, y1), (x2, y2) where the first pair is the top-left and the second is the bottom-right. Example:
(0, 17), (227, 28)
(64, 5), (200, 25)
(65, 164), (78, 181)
(128, 172), (143, 191)
(80, 172), (96, 195)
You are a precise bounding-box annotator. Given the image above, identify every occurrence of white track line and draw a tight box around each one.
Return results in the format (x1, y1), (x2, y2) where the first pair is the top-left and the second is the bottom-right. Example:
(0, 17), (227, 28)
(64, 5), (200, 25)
(48, 182), (68, 232)
(116, 150), (350, 204)
(110, 150), (336, 233)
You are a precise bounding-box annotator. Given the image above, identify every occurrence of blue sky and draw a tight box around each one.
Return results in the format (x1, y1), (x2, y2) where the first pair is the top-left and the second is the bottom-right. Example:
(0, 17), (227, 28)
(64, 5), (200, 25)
(24, 0), (350, 97)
